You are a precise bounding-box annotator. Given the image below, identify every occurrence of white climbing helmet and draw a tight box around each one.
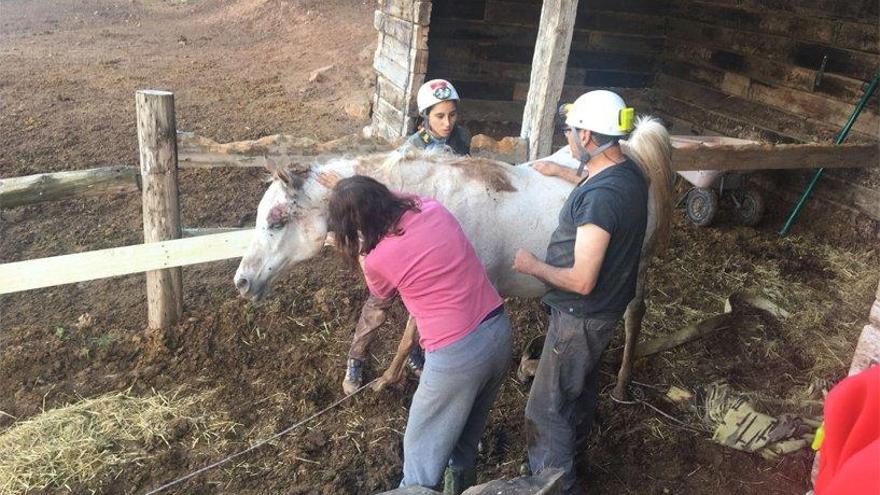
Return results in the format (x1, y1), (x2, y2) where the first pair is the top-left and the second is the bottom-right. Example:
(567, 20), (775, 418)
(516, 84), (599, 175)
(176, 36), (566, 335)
(416, 79), (460, 113)
(564, 90), (634, 136)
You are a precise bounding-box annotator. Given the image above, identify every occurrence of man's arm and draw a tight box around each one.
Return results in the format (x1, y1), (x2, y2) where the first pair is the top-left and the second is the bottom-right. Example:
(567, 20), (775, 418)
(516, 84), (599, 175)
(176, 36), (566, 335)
(532, 161), (584, 185)
(512, 224), (610, 295)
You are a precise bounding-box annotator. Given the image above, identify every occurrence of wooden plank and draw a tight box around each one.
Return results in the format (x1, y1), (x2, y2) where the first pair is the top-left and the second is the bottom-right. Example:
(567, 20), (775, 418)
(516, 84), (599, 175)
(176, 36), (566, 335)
(177, 132), (320, 169)
(520, 0), (579, 160)
(374, 9), (428, 50)
(665, 38), (815, 92)
(376, 74), (408, 113)
(428, 58), (587, 86)
(0, 230), (254, 295)
(461, 98), (526, 123)
(430, 18), (664, 52)
(655, 74), (832, 143)
(575, 10), (666, 35)
(737, 0), (877, 24)
(373, 51), (410, 91)
(752, 172), (880, 222)
(570, 30), (664, 54)
(136, 89), (183, 329)
(749, 81), (880, 136)
(672, 142), (879, 172)
(670, 0), (836, 44)
(374, 96), (407, 132)
(431, 0), (487, 21)
(372, 112), (404, 142)
(667, 16), (880, 81)
(454, 80), (517, 101)
(836, 21), (879, 52)
(660, 54), (880, 136)
(378, 0), (432, 25)
(181, 227), (249, 237)
(815, 175), (880, 221)
(0, 166), (138, 208)
(512, 83), (652, 105)
(379, 32), (429, 75)
(484, 1), (541, 26)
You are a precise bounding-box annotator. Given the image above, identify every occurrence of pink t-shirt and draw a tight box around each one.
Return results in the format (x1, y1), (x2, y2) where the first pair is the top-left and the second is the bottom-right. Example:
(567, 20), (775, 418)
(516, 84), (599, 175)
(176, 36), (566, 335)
(362, 197), (502, 352)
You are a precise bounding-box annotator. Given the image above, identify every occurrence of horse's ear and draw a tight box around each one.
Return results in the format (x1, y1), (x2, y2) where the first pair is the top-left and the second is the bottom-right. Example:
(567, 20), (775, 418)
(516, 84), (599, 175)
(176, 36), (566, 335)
(265, 156), (304, 191)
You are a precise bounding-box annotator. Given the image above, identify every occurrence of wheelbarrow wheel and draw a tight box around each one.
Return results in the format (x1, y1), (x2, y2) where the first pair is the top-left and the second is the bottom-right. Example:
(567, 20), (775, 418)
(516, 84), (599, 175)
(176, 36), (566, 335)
(733, 187), (764, 227)
(685, 187), (718, 227)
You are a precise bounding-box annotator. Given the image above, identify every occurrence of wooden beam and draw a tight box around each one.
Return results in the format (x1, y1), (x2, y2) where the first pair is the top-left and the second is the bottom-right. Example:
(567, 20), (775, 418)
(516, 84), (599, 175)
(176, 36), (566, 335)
(137, 89), (183, 329)
(462, 99), (525, 123)
(181, 227), (250, 237)
(672, 142), (879, 172)
(0, 166), (138, 208)
(520, 0), (578, 161)
(0, 230), (254, 295)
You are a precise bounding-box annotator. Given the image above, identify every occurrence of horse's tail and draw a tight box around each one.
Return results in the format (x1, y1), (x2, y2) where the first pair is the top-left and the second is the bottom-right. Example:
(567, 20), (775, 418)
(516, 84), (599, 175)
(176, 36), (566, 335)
(621, 115), (674, 258)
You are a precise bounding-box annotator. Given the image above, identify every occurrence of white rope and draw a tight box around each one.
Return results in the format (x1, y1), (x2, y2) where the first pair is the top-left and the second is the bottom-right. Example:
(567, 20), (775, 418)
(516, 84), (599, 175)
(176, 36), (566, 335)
(144, 378), (378, 495)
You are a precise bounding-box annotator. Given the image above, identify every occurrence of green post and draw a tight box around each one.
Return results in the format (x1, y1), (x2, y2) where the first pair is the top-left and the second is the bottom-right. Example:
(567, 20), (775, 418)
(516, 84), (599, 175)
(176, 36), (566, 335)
(779, 70), (880, 235)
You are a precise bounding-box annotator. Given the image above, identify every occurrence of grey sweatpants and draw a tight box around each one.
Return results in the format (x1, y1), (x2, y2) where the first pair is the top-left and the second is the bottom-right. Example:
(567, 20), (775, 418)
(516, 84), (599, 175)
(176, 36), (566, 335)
(400, 310), (512, 489)
(525, 308), (617, 495)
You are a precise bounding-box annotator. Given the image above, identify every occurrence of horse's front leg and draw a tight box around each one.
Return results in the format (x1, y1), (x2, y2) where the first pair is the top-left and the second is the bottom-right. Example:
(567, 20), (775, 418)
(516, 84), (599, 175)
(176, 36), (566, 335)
(372, 315), (418, 392)
(613, 291), (645, 402)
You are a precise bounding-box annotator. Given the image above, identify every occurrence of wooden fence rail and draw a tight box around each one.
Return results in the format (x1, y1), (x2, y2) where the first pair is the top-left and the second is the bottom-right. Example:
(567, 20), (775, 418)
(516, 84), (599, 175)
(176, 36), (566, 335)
(3, 136), (877, 209)
(0, 230), (254, 295)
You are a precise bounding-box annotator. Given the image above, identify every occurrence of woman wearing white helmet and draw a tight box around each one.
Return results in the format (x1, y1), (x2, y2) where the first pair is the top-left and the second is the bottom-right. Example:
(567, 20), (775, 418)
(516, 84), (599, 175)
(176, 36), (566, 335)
(403, 79), (471, 155)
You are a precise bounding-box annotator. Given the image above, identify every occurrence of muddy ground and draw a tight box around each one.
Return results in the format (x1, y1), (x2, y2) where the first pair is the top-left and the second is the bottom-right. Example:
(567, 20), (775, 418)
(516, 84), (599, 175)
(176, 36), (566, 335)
(1, 1), (879, 494)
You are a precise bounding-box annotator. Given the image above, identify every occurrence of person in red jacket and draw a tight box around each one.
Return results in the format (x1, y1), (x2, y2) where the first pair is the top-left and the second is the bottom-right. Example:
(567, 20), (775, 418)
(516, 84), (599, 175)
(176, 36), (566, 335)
(814, 365), (880, 495)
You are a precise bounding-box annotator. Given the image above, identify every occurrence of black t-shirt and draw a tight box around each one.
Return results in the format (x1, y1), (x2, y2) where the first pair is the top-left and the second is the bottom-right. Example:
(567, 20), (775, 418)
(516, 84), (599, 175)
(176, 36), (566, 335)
(541, 158), (648, 320)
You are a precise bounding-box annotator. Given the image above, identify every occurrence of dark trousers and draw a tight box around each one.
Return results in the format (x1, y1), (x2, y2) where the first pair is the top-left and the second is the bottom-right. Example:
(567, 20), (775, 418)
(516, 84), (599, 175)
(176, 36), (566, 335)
(525, 308), (617, 495)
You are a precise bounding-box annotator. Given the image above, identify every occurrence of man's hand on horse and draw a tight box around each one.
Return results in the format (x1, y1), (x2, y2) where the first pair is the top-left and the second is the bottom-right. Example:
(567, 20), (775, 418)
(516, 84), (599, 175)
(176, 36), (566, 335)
(512, 248), (539, 275)
(531, 161), (561, 177)
(316, 170), (343, 189)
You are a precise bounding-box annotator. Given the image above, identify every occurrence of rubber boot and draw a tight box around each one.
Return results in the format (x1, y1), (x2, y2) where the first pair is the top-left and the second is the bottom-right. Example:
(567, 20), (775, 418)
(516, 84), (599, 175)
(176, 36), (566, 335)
(443, 467), (476, 495)
(342, 358), (363, 395)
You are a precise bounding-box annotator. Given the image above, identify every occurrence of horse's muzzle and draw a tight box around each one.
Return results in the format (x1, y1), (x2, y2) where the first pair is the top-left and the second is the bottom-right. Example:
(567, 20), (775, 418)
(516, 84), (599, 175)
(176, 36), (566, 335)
(234, 275), (267, 301)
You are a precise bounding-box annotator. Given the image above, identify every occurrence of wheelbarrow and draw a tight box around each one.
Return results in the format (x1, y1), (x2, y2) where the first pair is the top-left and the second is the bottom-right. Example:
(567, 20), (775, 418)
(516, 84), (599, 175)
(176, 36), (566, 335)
(672, 136), (765, 228)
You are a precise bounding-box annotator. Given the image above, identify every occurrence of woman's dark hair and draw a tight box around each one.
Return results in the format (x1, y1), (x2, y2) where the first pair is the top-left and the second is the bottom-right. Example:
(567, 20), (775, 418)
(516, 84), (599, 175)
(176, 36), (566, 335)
(328, 175), (421, 265)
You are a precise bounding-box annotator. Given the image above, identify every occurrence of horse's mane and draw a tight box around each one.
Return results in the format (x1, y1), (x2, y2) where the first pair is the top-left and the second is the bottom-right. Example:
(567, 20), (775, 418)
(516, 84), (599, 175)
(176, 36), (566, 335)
(355, 147), (517, 193)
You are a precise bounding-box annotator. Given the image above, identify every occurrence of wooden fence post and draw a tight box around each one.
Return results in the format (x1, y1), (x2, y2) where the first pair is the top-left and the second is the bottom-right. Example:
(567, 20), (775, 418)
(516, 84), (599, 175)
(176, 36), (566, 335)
(136, 90), (183, 329)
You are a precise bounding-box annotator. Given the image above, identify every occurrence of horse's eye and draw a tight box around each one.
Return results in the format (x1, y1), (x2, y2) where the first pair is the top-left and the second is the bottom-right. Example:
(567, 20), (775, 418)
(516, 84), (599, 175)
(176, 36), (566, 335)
(268, 219), (287, 231)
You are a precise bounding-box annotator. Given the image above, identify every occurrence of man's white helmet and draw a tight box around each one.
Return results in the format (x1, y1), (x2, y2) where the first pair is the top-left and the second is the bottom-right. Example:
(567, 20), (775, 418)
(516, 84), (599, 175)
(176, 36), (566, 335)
(417, 79), (460, 113)
(564, 90), (634, 136)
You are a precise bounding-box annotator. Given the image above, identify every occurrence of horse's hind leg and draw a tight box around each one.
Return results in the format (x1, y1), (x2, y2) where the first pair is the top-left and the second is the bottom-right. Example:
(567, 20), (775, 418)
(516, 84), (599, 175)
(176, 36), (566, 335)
(613, 292), (645, 402)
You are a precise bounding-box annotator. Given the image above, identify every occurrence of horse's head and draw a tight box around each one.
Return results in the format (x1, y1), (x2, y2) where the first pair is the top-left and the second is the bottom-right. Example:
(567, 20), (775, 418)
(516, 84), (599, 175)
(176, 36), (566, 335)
(233, 161), (328, 300)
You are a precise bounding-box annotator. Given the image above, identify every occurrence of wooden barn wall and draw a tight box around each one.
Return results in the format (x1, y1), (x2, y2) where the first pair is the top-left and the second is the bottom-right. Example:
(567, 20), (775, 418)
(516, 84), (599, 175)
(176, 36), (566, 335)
(657, 0), (879, 145)
(655, 0), (880, 225)
(426, 0), (667, 136)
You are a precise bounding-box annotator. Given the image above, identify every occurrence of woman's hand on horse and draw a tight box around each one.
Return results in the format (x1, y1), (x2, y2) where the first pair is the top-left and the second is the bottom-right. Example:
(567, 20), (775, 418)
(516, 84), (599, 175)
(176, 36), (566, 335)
(317, 171), (343, 189)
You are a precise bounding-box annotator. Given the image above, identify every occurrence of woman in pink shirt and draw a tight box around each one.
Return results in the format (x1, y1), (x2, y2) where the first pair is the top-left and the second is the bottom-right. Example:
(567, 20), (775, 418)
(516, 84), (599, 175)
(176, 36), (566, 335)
(326, 175), (512, 492)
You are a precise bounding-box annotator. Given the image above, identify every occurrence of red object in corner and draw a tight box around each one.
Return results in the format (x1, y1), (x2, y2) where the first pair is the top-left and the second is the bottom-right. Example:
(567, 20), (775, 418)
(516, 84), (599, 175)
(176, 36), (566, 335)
(815, 365), (880, 495)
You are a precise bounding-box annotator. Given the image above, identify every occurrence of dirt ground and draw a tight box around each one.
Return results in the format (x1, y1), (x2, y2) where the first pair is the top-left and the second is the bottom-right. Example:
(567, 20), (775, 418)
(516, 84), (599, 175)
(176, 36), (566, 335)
(1, 1), (879, 494)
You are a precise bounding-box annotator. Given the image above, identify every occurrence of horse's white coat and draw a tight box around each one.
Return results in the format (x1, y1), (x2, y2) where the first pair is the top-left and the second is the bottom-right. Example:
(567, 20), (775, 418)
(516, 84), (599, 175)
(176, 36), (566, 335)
(234, 152), (572, 299)
(234, 117), (672, 398)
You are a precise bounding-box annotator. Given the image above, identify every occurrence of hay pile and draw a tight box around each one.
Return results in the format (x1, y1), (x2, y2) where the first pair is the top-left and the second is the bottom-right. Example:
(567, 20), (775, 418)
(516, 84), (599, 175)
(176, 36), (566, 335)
(0, 391), (233, 494)
(640, 219), (877, 414)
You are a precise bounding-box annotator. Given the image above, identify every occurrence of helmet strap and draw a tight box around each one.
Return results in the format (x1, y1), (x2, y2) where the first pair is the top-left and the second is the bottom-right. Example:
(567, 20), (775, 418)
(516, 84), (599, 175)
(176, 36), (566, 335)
(573, 130), (614, 178)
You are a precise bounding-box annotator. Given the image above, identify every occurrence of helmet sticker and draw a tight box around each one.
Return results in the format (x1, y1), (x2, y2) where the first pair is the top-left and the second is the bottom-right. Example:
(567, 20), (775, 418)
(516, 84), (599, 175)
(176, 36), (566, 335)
(433, 86), (452, 100)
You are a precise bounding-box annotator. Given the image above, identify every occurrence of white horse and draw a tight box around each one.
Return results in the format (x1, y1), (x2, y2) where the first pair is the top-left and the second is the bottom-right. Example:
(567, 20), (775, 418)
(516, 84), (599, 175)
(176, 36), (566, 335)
(233, 116), (673, 399)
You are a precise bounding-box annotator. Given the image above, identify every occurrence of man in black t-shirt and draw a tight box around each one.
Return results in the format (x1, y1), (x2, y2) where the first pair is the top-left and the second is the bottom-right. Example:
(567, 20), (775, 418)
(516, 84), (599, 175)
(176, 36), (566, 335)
(512, 90), (648, 495)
